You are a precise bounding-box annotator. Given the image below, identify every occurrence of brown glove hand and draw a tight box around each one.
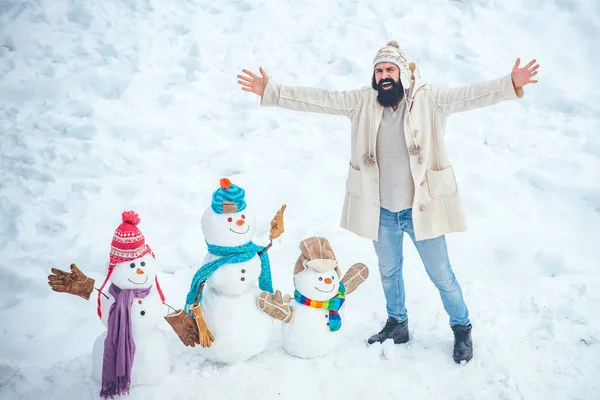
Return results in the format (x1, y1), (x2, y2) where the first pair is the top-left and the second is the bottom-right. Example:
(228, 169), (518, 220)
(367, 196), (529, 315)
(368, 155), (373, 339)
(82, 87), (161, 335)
(190, 305), (215, 348)
(341, 263), (369, 296)
(269, 204), (287, 240)
(164, 309), (200, 347)
(48, 263), (95, 300)
(258, 290), (294, 323)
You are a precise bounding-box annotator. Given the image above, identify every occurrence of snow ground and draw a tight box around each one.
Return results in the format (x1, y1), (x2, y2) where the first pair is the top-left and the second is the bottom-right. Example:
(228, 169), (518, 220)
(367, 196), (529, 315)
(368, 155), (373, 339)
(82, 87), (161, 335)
(1, 0), (599, 399)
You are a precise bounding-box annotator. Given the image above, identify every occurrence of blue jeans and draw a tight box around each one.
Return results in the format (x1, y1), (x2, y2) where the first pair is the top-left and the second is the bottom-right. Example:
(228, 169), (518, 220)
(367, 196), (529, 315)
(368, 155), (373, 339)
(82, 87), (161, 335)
(372, 208), (470, 326)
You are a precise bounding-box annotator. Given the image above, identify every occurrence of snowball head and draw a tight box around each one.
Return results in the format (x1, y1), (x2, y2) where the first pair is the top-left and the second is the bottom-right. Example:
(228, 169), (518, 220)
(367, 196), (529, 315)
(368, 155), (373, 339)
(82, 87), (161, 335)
(110, 253), (156, 289)
(294, 267), (340, 301)
(201, 206), (257, 247)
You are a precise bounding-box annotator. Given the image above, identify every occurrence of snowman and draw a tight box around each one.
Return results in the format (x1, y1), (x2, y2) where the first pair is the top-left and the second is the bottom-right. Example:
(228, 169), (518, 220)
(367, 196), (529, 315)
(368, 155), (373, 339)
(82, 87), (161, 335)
(257, 237), (369, 359)
(48, 211), (174, 399)
(181, 178), (286, 364)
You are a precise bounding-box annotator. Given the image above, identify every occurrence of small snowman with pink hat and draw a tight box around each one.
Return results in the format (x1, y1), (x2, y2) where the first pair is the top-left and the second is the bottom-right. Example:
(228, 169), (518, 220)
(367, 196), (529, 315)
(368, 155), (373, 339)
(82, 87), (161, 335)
(48, 211), (171, 399)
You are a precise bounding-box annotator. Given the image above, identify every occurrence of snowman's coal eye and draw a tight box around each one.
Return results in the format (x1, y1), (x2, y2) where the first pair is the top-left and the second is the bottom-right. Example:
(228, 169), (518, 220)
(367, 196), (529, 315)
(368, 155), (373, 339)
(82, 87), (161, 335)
(241, 214), (246, 219)
(130, 263), (135, 268)
(141, 261), (146, 267)
(227, 217), (233, 222)
(332, 276), (335, 280)
(318, 277), (323, 281)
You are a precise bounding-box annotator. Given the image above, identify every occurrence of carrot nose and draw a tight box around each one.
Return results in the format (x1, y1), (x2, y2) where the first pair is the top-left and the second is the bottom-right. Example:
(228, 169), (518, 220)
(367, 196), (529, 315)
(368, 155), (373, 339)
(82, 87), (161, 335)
(136, 268), (144, 275)
(236, 219), (245, 226)
(324, 278), (332, 284)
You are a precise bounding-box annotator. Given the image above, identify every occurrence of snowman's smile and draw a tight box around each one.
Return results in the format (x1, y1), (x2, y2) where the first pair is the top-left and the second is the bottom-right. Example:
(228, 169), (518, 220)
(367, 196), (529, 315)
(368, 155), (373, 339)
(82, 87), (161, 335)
(315, 286), (334, 294)
(230, 225), (250, 235)
(128, 276), (148, 285)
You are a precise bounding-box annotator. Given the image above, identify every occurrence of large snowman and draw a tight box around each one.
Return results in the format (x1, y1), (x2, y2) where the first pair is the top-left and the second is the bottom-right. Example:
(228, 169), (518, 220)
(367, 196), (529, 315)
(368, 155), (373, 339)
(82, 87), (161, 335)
(48, 211), (171, 399)
(182, 178), (286, 364)
(257, 236), (369, 359)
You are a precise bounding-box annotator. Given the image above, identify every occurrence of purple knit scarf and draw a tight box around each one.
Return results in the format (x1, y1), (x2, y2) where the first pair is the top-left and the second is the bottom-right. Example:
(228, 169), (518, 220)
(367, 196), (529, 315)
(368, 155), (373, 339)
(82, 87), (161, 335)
(100, 283), (152, 399)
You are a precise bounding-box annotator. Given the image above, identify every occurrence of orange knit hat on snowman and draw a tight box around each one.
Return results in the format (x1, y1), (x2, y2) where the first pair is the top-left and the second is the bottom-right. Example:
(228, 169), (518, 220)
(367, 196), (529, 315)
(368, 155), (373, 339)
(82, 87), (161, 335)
(96, 211), (165, 318)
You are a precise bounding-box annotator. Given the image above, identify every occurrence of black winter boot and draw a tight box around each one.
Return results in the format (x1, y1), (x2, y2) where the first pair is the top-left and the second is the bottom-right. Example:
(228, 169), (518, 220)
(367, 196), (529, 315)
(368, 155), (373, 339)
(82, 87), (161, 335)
(367, 317), (409, 345)
(451, 323), (473, 364)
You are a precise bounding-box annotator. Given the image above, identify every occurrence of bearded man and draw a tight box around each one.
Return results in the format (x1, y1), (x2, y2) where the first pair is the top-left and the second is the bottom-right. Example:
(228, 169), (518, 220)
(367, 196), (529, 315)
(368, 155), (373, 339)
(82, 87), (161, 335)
(237, 41), (539, 363)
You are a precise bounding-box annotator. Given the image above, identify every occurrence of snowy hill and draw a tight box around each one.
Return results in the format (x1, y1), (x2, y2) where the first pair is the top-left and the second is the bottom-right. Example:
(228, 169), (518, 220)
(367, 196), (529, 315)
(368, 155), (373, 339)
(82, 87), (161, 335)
(1, 0), (599, 399)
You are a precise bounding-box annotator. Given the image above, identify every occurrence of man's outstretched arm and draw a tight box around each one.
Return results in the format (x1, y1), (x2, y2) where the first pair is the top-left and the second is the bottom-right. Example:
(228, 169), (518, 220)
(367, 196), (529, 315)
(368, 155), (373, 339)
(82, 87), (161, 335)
(238, 67), (363, 117)
(431, 58), (540, 116)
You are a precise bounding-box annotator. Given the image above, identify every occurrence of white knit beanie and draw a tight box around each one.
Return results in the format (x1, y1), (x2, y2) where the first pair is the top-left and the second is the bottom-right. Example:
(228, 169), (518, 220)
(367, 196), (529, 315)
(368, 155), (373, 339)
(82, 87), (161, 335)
(373, 40), (411, 89)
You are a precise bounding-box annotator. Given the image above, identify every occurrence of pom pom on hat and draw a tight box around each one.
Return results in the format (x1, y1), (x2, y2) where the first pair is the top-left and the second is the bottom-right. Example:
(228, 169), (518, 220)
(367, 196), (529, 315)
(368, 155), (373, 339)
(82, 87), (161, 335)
(220, 178), (232, 189)
(211, 178), (247, 214)
(121, 210), (141, 225)
(373, 40), (411, 89)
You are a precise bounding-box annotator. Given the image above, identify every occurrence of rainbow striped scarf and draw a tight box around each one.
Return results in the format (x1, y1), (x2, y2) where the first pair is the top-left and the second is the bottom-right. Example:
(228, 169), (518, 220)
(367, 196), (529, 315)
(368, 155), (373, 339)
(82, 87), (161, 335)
(294, 282), (346, 332)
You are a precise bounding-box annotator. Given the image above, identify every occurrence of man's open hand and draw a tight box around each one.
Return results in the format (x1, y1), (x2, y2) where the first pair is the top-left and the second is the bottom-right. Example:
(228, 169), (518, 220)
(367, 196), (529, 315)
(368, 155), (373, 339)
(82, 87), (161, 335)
(237, 67), (270, 97)
(511, 58), (540, 89)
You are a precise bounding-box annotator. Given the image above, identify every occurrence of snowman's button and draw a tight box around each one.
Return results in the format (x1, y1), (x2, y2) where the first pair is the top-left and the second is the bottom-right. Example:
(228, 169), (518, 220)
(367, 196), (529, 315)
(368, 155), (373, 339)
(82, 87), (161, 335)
(326, 323), (329, 326)
(241, 269), (246, 273)
(140, 311), (146, 316)
(240, 277), (245, 281)
(325, 315), (328, 318)
(138, 300), (142, 304)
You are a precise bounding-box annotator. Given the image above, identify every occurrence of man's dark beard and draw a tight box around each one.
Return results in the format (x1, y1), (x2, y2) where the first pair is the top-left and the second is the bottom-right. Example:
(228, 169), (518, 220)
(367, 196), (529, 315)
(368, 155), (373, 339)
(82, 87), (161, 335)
(376, 78), (404, 107)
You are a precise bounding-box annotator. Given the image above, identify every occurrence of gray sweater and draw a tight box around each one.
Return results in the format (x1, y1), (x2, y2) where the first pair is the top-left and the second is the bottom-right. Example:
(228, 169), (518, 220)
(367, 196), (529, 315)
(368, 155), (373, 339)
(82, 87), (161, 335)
(376, 101), (414, 212)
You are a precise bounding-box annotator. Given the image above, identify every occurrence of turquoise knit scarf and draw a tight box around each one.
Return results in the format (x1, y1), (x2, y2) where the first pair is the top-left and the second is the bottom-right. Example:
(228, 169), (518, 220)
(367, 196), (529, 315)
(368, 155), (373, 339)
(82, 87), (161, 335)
(184, 241), (273, 314)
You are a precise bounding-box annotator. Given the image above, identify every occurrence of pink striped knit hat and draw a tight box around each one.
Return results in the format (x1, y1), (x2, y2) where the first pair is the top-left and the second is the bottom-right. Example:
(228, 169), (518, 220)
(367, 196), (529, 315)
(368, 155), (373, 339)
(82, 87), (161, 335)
(96, 211), (164, 317)
(107, 211), (152, 268)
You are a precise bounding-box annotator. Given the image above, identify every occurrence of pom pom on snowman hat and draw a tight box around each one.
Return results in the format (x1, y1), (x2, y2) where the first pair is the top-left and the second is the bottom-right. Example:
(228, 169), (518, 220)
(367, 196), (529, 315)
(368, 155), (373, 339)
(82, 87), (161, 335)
(293, 237), (341, 278)
(121, 210), (141, 225)
(211, 178), (247, 214)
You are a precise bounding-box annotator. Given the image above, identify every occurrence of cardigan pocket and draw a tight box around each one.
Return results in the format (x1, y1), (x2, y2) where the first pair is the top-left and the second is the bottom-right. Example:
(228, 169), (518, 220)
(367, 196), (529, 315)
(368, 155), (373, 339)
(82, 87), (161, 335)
(426, 166), (457, 197)
(346, 163), (361, 197)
